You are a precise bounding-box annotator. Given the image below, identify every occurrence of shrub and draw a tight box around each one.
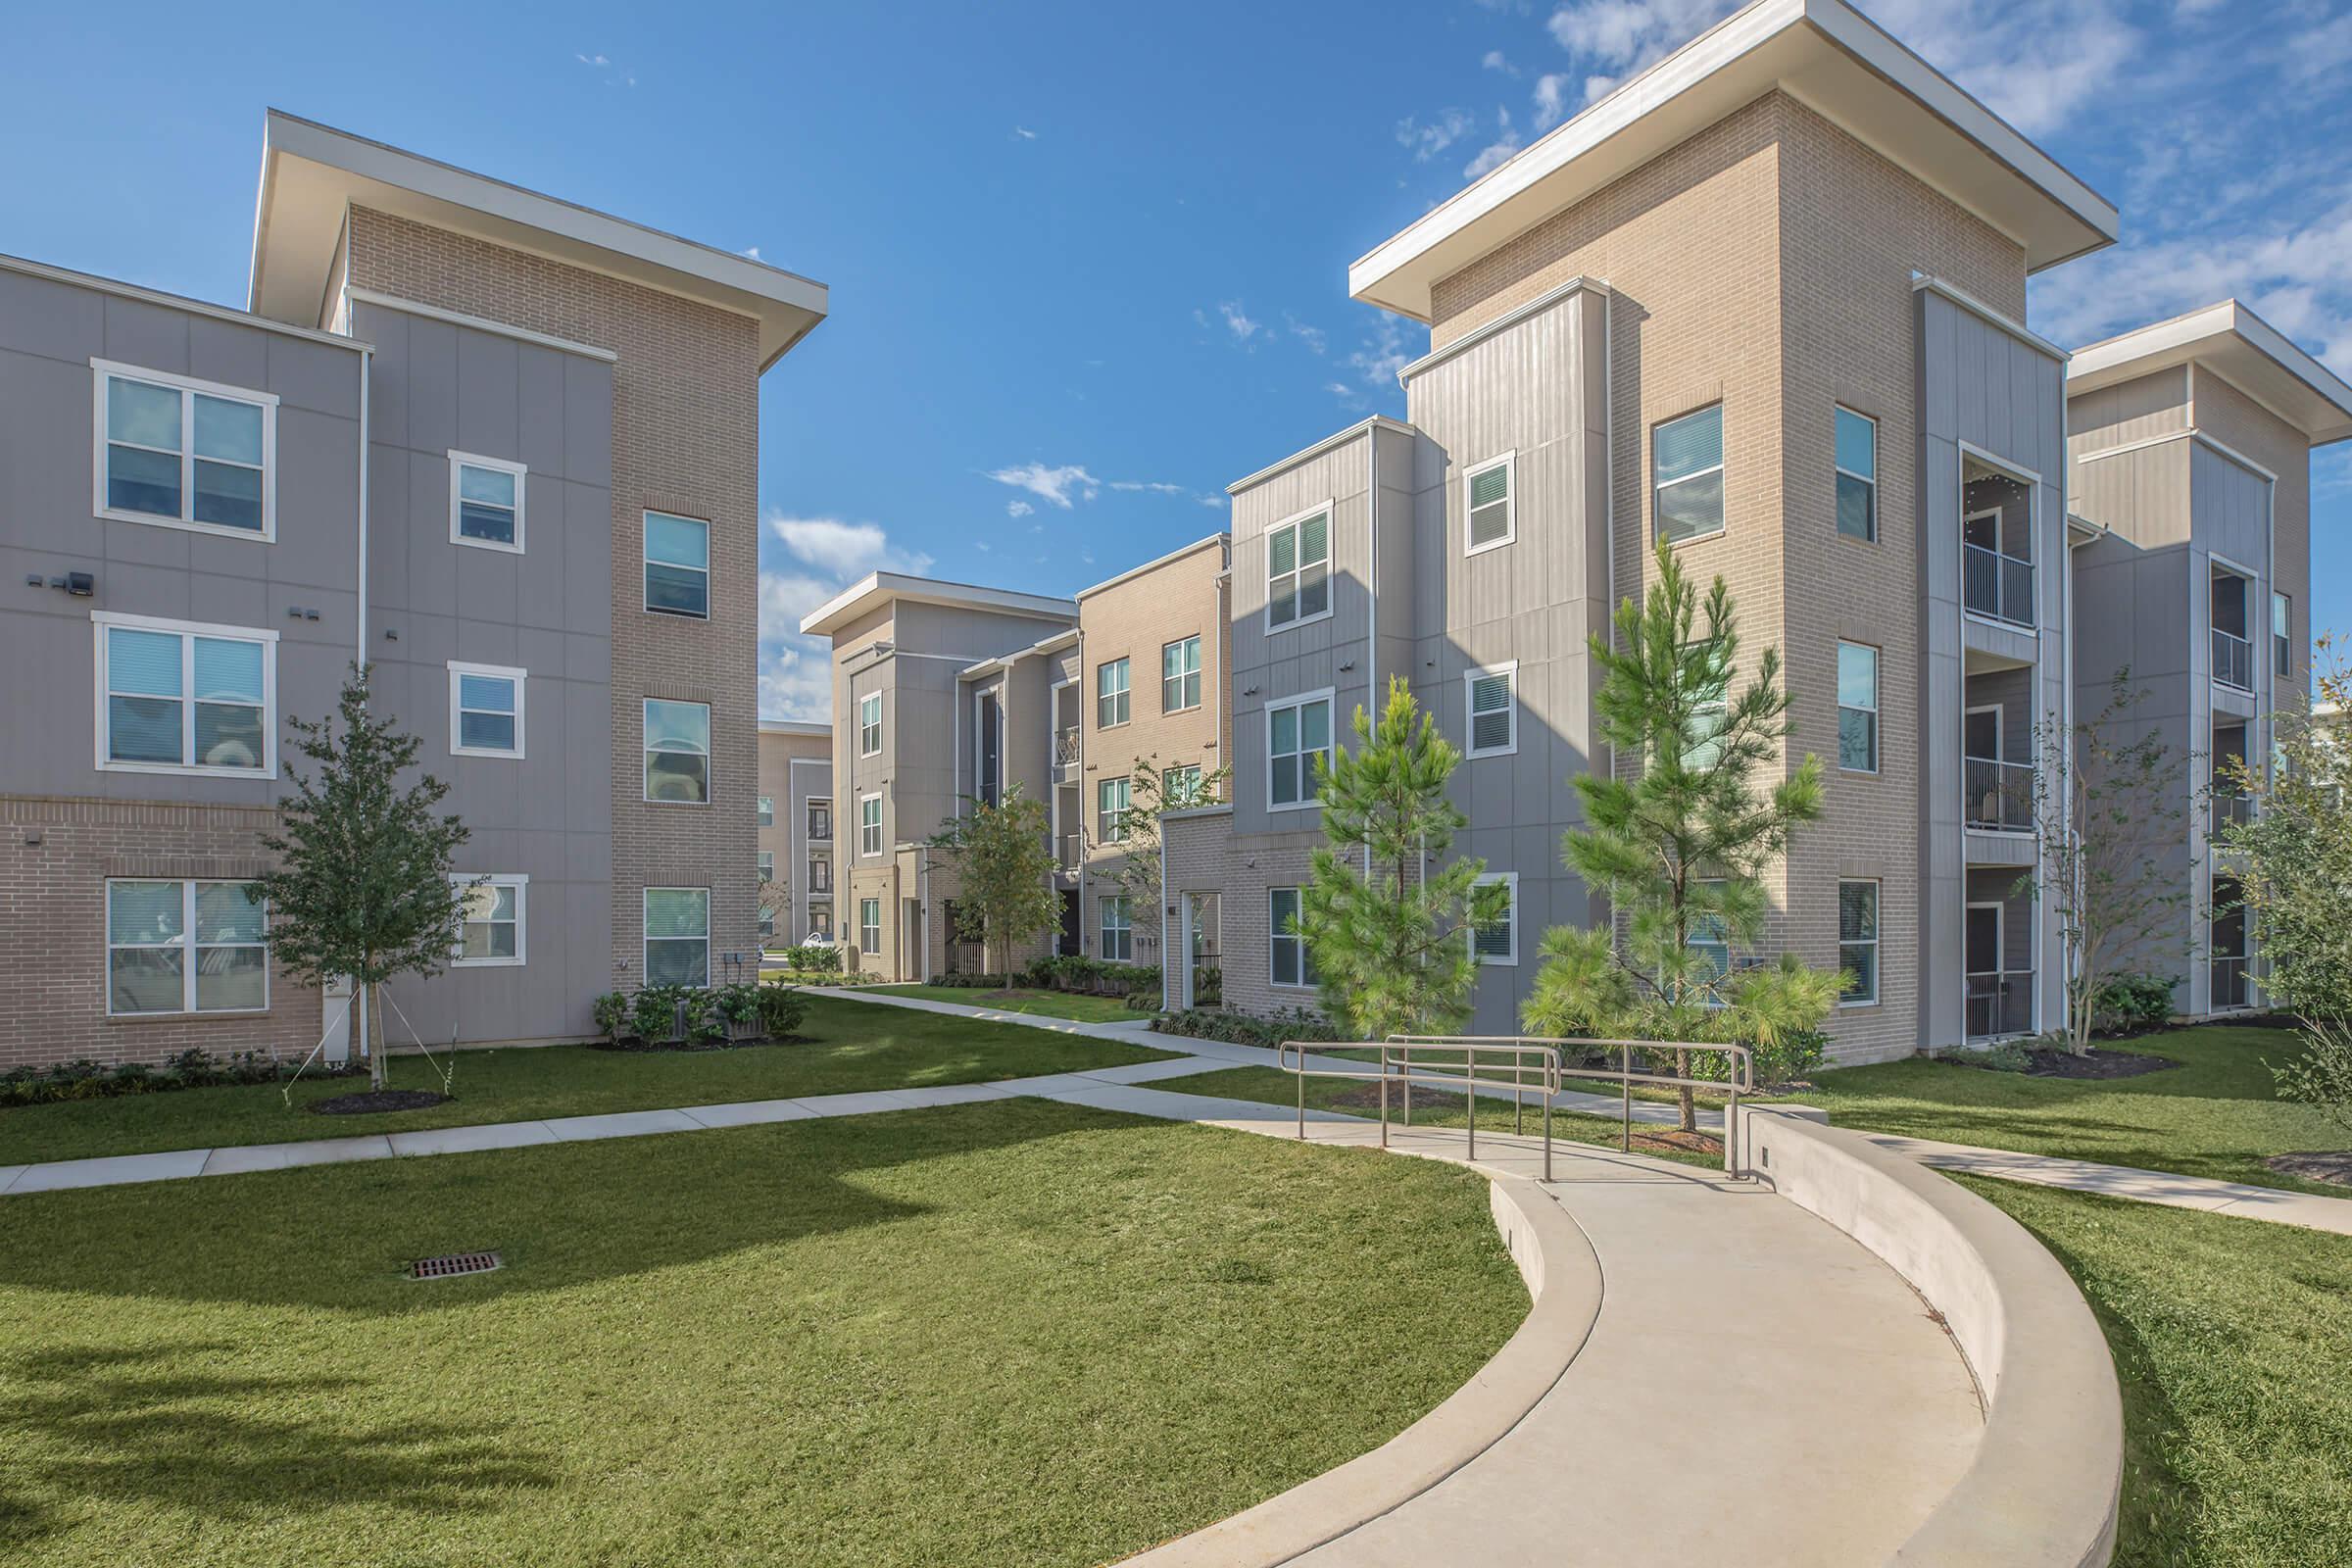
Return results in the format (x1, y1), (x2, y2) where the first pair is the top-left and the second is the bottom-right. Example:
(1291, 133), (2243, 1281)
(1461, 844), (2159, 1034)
(630, 984), (692, 1044)
(1, 1049), (330, 1109)
(1151, 1006), (1343, 1049)
(2093, 973), (2177, 1036)
(756, 980), (808, 1039)
(1027, 954), (1161, 997)
(1193, 965), (1223, 1007)
(710, 983), (762, 1036)
(1970, 1041), (2035, 1073)
(592, 991), (633, 1041)
(783, 943), (841, 973)
(2271, 1016), (2352, 1136)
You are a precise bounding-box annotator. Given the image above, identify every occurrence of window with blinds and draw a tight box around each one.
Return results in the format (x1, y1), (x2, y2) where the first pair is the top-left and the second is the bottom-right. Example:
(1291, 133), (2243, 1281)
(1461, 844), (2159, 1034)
(1267, 510), (1331, 629)
(1653, 405), (1725, 543)
(1465, 455), (1514, 553)
(1469, 874), (1517, 964)
(99, 614), (273, 774)
(1465, 665), (1516, 758)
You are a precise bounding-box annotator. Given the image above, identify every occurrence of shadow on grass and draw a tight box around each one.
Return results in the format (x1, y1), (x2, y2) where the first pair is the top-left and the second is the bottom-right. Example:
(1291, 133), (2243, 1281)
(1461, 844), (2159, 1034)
(0, 1099), (1139, 1316)
(0, 1342), (559, 1551)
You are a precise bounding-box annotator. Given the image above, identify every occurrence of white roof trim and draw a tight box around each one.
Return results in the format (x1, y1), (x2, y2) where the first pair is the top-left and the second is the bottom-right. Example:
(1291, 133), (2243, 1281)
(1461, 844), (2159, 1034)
(2069, 300), (2352, 448)
(346, 287), (616, 362)
(1227, 416), (1416, 496)
(1914, 273), (2068, 362)
(758, 718), (831, 736)
(799, 571), (1078, 639)
(1400, 275), (1610, 382)
(1076, 531), (1229, 600)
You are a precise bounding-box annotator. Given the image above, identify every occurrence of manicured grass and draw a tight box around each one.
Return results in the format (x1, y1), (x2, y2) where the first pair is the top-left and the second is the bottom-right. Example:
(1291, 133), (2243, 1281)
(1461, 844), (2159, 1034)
(0, 1099), (1526, 1568)
(1153, 1064), (1724, 1169)
(1960, 1177), (2352, 1567)
(868, 984), (1143, 1024)
(0, 995), (1173, 1167)
(1785, 1026), (2349, 1194)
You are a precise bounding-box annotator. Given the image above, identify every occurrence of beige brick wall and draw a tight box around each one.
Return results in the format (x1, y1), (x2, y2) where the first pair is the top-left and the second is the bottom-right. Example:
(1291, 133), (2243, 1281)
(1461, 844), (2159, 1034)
(348, 208), (764, 994)
(0, 797), (324, 1069)
(1161, 809), (1324, 1019)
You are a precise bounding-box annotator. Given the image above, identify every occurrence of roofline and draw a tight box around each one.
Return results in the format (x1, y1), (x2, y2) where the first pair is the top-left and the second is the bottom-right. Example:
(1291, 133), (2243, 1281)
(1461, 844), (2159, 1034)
(1399, 275), (1609, 383)
(798, 570), (1079, 638)
(2068, 299), (2352, 447)
(0, 250), (370, 354)
(1228, 416), (1417, 496)
(758, 718), (830, 737)
(1076, 531), (1231, 600)
(1348, 0), (2116, 319)
(959, 626), (1082, 680)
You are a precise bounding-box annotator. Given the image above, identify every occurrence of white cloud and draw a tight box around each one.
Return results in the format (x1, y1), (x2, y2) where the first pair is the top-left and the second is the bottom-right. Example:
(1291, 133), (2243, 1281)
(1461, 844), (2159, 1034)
(741, 246), (761, 261)
(1463, 109), (1521, 180)
(1483, 49), (1519, 75)
(1347, 313), (1413, 394)
(986, 462), (1100, 509)
(575, 52), (609, 67)
(1217, 301), (1262, 342)
(1396, 108), (1476, 163)
(1109, 480), (1188, 495)
(1006, 499), (1035, 518)
(1012, 125), (1040, 140)
(768, 515), (931, 578)
(758, 514), (937, 722)
(1531, 73), (1573, 131)
(1286, 313), (1328, 354)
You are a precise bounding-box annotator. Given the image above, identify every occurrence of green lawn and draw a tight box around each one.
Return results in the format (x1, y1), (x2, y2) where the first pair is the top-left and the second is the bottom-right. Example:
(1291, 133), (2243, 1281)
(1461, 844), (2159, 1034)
(1785, 1026), (2349, 1194)
(867, 984), (1143, 1024)
(1962, 1177), (2352, 1567)
(0, 995), (1173, 1167)
(0, 1100), (1525, 1568)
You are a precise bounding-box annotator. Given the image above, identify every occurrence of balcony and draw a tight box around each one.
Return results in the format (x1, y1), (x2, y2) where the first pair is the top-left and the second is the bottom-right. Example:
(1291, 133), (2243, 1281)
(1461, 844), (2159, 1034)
(1056, 832), (1084, 872)
(2213, 627), (2254, 693)
(1053, 725), (1081, 778)
(1963, 757), (2034, 833)
(2212, 955), (2253, 1010)
(1965, 970), (2034, 1039)
(1962, 543), (2034, 628)
(2210, 790), (2254, 839)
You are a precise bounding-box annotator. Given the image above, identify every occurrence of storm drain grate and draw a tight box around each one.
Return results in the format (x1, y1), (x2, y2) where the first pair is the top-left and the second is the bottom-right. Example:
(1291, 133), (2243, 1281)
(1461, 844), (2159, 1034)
(410, 1250), (502, 1281)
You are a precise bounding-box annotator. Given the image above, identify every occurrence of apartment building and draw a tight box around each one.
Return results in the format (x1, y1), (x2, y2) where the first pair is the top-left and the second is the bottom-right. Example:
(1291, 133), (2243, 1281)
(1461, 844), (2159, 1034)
(756, 719), (833, 945)
(0, 112), (825, 1069)
(799, 535), (1229, 980)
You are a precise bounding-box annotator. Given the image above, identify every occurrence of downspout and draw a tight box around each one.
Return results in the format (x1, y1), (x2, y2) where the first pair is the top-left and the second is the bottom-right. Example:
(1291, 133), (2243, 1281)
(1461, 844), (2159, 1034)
(1365, 418), (1379, 880)
(1075, 623), (1087, 956)
(354, 337), (373, 1067)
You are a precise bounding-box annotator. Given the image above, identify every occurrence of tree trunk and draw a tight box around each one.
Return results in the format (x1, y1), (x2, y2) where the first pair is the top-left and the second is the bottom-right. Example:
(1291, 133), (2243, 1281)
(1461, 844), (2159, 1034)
(1676, 1048), (1696, 1134)
(367, 981), (386, 1092)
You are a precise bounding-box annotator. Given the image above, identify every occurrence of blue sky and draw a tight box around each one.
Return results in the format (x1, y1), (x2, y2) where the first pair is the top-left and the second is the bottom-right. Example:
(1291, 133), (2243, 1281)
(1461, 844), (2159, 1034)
(4, 0), (2346, 719)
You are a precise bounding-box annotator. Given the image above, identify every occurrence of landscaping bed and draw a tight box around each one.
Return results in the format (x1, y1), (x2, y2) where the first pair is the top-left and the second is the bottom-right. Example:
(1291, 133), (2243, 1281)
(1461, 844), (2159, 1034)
(0, 1100), (1526, 1568)
(869, 984), (1138, 1024)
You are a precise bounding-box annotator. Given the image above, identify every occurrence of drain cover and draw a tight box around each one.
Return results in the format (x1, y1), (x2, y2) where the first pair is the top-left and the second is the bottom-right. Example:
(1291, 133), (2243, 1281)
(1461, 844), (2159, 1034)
(410, 1250), (502, 1281)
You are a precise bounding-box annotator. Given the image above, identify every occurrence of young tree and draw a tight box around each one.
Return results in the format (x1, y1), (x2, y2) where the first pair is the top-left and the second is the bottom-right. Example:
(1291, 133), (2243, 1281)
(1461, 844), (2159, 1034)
(1102, 756), (1229, 956)
(757, 872), (790, 950)
(2026, 672), (2192, 1054)
(2216, 645), (2352, 1018)
(1523, 542), (1839, 1131)
(256, 671), (471, 1092)
(925, 784), (1061, 976)
(1296, 678), (1509, 1041)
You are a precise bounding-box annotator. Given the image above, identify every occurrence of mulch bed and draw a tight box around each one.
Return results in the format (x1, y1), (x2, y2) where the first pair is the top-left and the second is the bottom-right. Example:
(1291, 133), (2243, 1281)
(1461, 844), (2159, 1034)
(1960, 1047), (2178, 1080)
(2268, 1151), (2352, 1188)
(306, 1089), (452, 1115)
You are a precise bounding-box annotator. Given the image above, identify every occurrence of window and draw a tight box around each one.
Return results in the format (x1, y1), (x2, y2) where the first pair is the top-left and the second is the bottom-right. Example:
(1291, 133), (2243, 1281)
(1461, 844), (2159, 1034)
(858, 896), (882, 955)
(808, 857), (831, 893)
(452, 874), (526, 966)
(1267, 691), (1334, 809)
(1838, 880), (1880, 1006)
(809, 800), (832, 840)
(1098, 776), (1131, 842)
(449, 452), (524, 552)
(645, 512), (710, 617)
(1266, 508), (1332, 629)
(1097, 658), (1131, 728)
(1164, 763), (1204, 807)
(1470, 872), (1517, 965)
(758, 850), (775, 883)
(1689, 879), (1730, 989)
(644, 699), (710, 803)
(858, 793), (883, 856)
(2275, 591), (2292, 680)
(95, 612), (275, 775)
(1269, 888), (1318, 988)
(1838, 641), (1879, 773)
(858, 693), (883, 758)
(106, 879), (267, 1014)
(94, 362), (275, 538)
(643, 888), (710, 987)
(1835, 409), (1877, 542)
(1465, 453), (1515, 554)
(1162, 636), (1202, 712)
(758, 795), (774, 828)
(1653, 405), (1724, 543)
(448, 662), (524, 759)
(1465, 664), (1516, 758)
(810, 909), (833, 941)
(1688, 691), (1728, 770)
(1101, 895), (1133, 961)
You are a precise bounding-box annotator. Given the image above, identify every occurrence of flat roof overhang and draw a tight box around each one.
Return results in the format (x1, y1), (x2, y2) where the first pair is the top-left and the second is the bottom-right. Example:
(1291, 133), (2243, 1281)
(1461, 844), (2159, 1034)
(249, 111), (828, 371)
(1348, 0), (2117, 322)
(799, 571), (1077, 639)
(2069, 300), (2352, 449)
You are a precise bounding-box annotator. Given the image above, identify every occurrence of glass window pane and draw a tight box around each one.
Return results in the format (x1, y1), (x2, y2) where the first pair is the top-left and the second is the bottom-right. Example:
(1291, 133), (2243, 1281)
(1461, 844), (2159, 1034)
(645, 700), (710, 753)
(193, 460), (265, 530)
(1301, 700), (1330, 752)
(193, 638), (264, 703)
(1270, 706), (1298, 756)
(1299, 513), (1329, 566)
(646, 562), (709, 615)
(1838, 644), (1878, 710)
(461, 711), (517, 751)
(1269, 526), (1296, 577)
(193, 703), (265, 768)
(110, 949), (184, 1013)
(646, 513), (710, 568)
(1655, 470), (1724, 541)
(110, 881), (184, 943)
(1268, 586), (1296, 626)
(1837, 472), (1875, 540)
(109, 445), (182, 515)
(1298, 564), (1330, 618)
(110, 696), (182, 762)
(1838, 882), (1877, 943)
(1839, 710), (1878, 772)
(193, 395), (263, 465)
(460, 500), (515, 544)
(646, 938), (708, 987)
(1841, 943), (1877, 1003)
(1835, 409), (1875, 480)
(646, 889), (710, 939)
(460, 465), (517, 507)
(460, 673), (516, 714)
(1653, 407), (1723, 484)
(108, 377), (180, 449)
(195, 882), (265, 943)
(1470, 465), (1510, 509)
(110, 628), (182, 697)
(195, 946), (267, 1010)
(647, 753), (710, 802)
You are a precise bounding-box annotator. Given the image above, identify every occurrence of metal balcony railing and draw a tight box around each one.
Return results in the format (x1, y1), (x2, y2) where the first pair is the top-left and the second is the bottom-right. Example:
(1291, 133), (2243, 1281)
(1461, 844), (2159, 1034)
(2210, 791), (2255, 838)
(1962, 543), (2034, 628)
(1964, 757), (2035, 832)
(1056, 833), (1085, 871)
(2213, 628), (2255, 692)
(1053, 726), (1081, 773)
(1965, 969), (2034, 1039)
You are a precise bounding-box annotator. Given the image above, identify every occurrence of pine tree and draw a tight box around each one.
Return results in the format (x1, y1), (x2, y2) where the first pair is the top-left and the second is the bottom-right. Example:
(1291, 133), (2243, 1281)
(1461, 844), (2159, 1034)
(1297, 678), (1509, 1041)
(256, 670), (472, 1092)
(925, 785), (1061, 976)
(1524, 542), (1841, 1130)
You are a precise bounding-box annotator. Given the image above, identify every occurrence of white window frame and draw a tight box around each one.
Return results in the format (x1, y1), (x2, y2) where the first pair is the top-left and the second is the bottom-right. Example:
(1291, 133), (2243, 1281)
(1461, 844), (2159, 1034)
(1838, 878), (1880, 1007)
(1688, 878), (1731, 999)
(758, 794), (774, 827)
(103, 877), (270, 1016)
(1164, 762), (1204, 807)
(1470, 871), (1519, 965)
(858, 896), (882, 955)
(447, 450), (526, 554)
(1464, 662), (1518, 759)
(858, 792), (883, 857)
(642, 697), (711, 806)
(1162, 634), (1203, 713)
(1838, 640), (1880, 775)
(91, 611), (279, 778)
(1100, 894), (1133, 961)
(1098, 775), (1131, 842)
(1463, 451), (1516, 557)
(450, 873), (528, 968)
(1834, 408), (1877, 543)
(1268, 886), (1316, 990)
(1957, 443), (2042, 635)
(1652, 404), (1725, 545)
(448, 661), (526, 760)
(642, 886), (711, 989)
(1096, 657), (1131, 729)
(643, 510), (711, 619)
(758, 850), (775, 882)
(1264, 501), (1335, 633)
(1265, 687), (1336, 812)
(91, 360), (278, 542)
(858, 692), (883, 758)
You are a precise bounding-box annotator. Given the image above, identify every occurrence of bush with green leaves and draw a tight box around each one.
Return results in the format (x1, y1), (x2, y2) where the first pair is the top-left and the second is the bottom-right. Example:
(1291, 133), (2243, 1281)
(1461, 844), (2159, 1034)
(2271, 1017), (2352, 1138)
(783, 944), (841, 973)
(2, 1049), (338, 1108)
(2093, 973), (2177, 1035)
(1968, 1041), (2035, 1073)
(1150, 1006), (1344, 1049)
(628, 984), (693, 1044)
(756, 980), (808, 1039)
(591, 992), (632, 1041)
